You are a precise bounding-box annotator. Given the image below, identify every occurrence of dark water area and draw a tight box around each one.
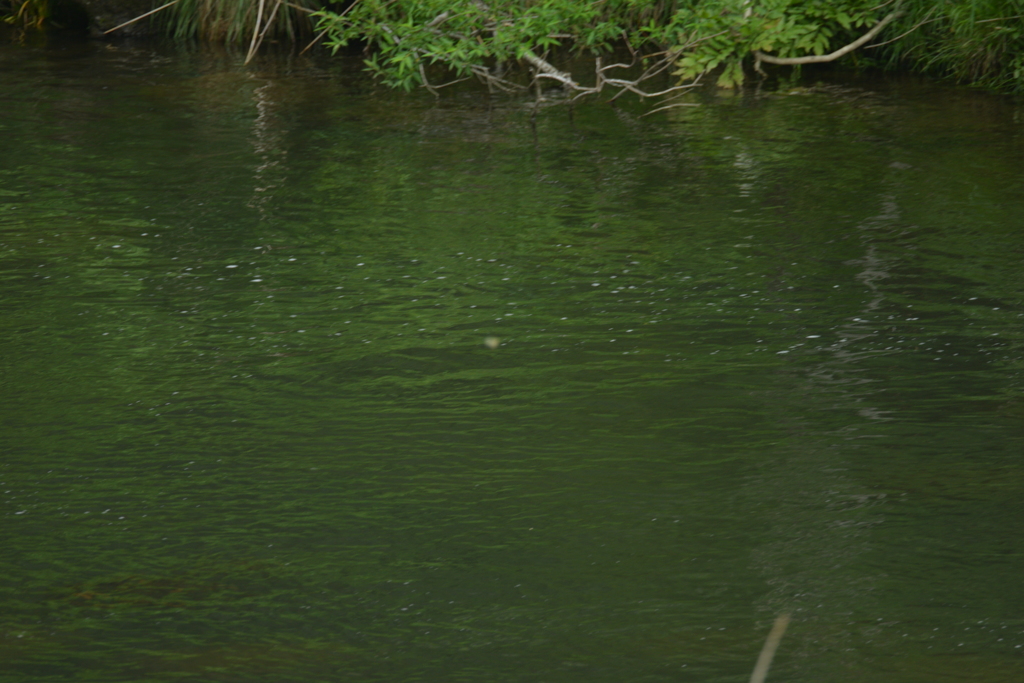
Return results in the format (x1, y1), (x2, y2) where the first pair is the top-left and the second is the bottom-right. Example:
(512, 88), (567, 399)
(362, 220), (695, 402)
(2, 37), (1023, 683)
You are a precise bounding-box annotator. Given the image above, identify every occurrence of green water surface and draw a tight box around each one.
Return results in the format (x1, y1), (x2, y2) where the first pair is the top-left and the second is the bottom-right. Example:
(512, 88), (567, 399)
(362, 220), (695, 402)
(2, 39), (1023, 683)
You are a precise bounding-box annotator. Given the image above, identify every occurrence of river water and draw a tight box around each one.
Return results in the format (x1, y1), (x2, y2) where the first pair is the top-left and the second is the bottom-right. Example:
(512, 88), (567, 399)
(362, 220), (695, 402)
(2, 37), (1023, 683)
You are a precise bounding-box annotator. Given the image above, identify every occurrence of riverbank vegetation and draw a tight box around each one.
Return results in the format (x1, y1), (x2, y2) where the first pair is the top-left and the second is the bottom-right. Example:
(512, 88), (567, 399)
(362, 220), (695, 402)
(310, 0), (1024, 96)
(5, 0), (1024, 95)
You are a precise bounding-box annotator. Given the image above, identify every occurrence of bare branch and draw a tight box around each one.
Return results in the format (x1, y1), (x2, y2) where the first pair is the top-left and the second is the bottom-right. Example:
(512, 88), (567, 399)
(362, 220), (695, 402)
(635, 53), (680, 82)
(605, 79), (699, 100)
(682, 29), (730, 50)
(621, 31), (639, 61)
(428, 75), (474, 90)
(521, 49), (578, 89)
(598, 62), (636, 73)
(471, 65), (527, 93)
(416, 57), (473, 96)
(300, 27), (330, 55)
(754, 8), (902, 65)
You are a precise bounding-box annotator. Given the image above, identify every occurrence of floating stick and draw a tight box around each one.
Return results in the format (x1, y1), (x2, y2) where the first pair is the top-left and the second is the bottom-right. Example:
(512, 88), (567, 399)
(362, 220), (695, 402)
(750, 613), (790, 683)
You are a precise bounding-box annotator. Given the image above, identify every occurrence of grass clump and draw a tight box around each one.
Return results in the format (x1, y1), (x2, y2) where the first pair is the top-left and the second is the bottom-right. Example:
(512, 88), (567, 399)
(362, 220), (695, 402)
(879, 0), (1024, 92)
(164, 0), (320, 43)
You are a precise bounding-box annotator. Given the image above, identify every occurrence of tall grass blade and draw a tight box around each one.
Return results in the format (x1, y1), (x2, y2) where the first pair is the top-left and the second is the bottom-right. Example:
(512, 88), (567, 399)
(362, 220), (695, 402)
(103, 0), (179, 34)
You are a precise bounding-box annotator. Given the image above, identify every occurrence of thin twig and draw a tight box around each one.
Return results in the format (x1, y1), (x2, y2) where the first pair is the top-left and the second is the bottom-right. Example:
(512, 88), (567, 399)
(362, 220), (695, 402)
(570, 86), (601, 103)
(605, 78), (698, 100)
(299, 27), (329, 55)
(428, 74), (473, 89)
(283, 2), (314, 14)
(471, 65), (525, 92)
(635, 53), (678, 82)
(639, 101), (700, 117)
(750, 614), (790, 683)
(102, 0), (179, 34)
(679, 29), (729, 50)
(598, 62), (636, 73)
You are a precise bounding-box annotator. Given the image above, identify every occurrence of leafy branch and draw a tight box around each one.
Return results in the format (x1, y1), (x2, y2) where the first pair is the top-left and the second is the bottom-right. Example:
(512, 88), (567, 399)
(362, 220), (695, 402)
(314, 0), (702, 101)
(674, 0), (908, 88)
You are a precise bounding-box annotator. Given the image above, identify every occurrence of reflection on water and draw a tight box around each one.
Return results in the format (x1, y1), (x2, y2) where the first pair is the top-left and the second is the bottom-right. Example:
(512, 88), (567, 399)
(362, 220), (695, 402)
(1, 40), (1023, 683)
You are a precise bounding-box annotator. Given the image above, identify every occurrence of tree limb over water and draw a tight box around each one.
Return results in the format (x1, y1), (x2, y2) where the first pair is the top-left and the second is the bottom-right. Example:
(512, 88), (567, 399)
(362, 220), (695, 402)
(753, 8), (903, 68)
(312, 1), (919, 102)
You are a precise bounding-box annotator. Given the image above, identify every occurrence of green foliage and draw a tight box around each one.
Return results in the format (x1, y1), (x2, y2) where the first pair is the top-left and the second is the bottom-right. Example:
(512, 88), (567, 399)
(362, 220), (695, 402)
(312, 0), (911, 92)
(672, 0), (900, 87)
(674, 0), (1024, 92)
(314, 0), (695, 91)
(103, 0), (1020, 96)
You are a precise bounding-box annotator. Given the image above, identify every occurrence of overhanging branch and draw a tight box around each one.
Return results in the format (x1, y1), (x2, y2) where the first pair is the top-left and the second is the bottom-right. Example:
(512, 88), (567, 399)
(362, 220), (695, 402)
(521, 49), (700, 103)
(754, 8), (902, 65)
